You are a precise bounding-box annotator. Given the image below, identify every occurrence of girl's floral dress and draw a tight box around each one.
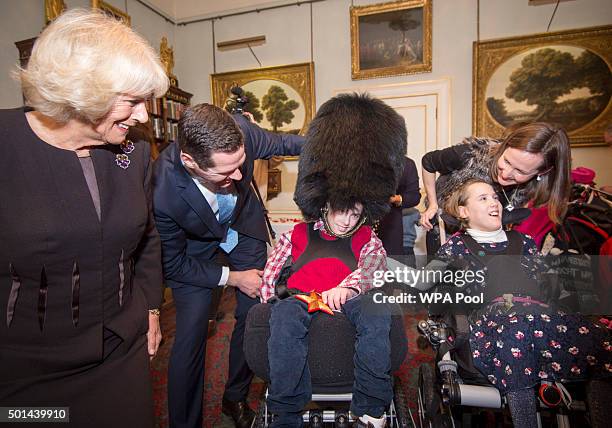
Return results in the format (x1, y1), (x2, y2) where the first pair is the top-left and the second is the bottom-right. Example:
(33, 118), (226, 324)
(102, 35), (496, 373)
(436, 233), (612, 393)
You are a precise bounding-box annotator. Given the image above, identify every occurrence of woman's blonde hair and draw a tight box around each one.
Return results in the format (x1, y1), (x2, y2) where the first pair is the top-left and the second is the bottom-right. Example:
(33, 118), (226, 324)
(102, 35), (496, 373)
(18, 8), (169, 124)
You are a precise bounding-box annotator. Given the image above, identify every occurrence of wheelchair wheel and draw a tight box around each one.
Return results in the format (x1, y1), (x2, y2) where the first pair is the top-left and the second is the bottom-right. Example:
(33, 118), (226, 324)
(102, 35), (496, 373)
(391, 376), (412, 428)
(253, 400), (268, 428)
(417, 364), (435, 428)
(417, 364), (455, 428)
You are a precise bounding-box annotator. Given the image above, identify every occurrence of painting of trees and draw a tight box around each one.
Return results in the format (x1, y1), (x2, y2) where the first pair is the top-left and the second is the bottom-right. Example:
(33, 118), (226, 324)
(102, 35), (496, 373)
(485, 46), (611, 131)
(243, 91), (264, 123)
(486, 97), (509, 124)
(211, 63), (314, 136)
(505, 48), (576, 120)
(261, 85), (300, 132)
(475, 26), (611, 145)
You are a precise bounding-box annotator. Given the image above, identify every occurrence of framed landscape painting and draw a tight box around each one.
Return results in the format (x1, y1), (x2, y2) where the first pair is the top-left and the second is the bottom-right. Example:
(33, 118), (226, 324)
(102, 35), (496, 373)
(210, 62), (315, 136)
(473, 25), (612, 146)
(350, 0), (432, 80)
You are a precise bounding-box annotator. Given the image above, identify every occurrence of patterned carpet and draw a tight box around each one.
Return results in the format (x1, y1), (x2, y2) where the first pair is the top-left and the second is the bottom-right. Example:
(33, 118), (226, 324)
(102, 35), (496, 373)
(150, 289), (434, 428)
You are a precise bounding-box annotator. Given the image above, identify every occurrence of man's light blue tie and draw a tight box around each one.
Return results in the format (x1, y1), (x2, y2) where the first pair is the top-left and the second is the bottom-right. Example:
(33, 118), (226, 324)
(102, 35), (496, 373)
(217, 192), (238, 253)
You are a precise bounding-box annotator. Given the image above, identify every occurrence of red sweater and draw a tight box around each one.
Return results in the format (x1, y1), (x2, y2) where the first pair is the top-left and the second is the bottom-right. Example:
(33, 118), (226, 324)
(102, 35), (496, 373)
(287, 222), (372, 294)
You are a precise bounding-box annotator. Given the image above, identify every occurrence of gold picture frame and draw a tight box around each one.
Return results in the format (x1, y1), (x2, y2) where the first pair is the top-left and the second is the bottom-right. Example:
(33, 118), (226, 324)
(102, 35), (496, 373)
(350, 0), (432, 80)
(91, 0), (131, 26)
(211, 62), (315, 139)
(473, 25), (612, 147)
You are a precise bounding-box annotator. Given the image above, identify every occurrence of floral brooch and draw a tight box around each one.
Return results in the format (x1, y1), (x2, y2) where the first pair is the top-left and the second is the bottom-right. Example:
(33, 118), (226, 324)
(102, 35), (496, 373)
(116, 140), (135, 169)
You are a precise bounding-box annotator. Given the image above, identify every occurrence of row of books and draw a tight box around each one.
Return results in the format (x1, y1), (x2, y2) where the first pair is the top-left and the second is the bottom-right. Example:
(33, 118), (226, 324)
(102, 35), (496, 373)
(144, 98), (186, 121)
(151, 117), (165, 140)
(150, 117), (180, 142)
(145, 98), (164, 116)
(167, 121), (179, 142)
(165, 99), (186, 121)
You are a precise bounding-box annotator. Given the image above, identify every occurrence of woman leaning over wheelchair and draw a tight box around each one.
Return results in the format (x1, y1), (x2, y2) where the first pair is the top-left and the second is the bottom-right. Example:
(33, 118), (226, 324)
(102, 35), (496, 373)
(420, 122), (572, 232)
(435, 179), (611, 428)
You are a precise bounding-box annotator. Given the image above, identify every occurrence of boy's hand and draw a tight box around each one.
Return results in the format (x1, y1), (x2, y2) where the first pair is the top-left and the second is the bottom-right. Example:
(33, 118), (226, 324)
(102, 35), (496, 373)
(321, 287), (357, 311)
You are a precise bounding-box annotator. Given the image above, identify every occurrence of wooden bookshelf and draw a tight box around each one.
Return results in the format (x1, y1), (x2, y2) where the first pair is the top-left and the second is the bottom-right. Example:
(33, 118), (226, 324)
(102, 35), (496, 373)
(146, 85), (192, 153)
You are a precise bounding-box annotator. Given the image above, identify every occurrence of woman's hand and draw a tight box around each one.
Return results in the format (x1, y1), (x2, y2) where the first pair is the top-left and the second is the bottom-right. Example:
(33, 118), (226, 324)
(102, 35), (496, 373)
(420, 204), (438, 231)
(420, 168), (439, 231)
(147, 311), (162, 360)
(321, 287), (357, 311)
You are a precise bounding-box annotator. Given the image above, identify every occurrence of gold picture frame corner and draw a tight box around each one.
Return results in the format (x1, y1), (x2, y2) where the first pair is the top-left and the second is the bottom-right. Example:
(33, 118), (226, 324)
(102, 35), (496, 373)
(91, 0), (131, 26)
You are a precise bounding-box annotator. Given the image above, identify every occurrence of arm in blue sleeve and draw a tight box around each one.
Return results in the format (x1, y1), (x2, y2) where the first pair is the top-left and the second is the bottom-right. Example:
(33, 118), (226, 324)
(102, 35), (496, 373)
(234, 113), (305, 159)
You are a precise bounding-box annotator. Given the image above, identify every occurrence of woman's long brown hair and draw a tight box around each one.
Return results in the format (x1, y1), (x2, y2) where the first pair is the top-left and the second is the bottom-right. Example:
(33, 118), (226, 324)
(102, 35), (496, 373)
(489, 122), (571, 224)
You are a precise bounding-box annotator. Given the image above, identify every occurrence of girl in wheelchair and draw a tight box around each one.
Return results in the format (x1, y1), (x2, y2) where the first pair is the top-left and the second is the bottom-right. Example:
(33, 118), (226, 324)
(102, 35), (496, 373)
(429, 178), (611, 427)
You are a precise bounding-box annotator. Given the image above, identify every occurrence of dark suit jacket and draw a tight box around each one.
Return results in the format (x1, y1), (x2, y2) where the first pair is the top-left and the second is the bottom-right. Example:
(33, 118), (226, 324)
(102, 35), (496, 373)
(0, 108), (162, 417)
(379, 157), (421, 255)
(153, 116), (303, 288)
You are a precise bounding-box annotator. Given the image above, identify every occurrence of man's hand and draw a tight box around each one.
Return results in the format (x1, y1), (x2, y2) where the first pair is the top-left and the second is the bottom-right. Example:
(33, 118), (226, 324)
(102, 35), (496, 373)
(242, 111), (256, 123)
(321, 287), (357, 311)
(147, 312), (162, 360)
(227, 269), (263, 298)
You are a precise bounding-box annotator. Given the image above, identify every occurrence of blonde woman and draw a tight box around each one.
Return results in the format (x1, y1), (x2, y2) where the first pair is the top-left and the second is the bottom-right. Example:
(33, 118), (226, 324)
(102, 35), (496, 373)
(0, 9), (168, 427)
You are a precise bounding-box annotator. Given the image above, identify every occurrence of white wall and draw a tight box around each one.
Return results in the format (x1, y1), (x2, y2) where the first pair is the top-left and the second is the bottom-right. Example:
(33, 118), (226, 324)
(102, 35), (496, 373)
(124, 0), (176, 51)
(0, 0), (45, 109)
(174, 0), (612, 188)
(1, 0), (611, 186)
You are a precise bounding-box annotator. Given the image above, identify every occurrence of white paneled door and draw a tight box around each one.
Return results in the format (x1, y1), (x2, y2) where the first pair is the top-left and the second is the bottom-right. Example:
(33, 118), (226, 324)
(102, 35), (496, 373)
(382, 93), (439, 187)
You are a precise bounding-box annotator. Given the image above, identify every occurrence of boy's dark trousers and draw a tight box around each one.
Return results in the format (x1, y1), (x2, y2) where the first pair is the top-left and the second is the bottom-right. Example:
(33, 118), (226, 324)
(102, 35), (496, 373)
(266, 295), (393, 426)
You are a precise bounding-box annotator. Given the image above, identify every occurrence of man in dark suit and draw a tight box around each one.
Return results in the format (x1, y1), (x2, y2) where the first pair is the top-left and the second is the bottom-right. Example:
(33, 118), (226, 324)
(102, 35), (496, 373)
(153, 103), (303, 428)
(378, 156), (421, 256)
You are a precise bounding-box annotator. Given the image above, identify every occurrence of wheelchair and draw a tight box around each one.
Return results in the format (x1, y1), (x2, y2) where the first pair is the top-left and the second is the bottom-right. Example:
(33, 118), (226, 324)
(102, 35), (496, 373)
(415, 310), (608, 428)
(244, 292), (412, 427)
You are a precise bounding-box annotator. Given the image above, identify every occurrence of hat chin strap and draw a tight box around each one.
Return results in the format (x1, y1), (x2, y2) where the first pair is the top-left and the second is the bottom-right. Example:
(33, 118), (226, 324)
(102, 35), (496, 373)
(320, 206), (367, 239)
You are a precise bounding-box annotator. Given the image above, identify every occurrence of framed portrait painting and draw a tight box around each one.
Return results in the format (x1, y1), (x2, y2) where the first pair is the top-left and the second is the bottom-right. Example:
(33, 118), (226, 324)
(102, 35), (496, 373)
(473, 25), (612, 147)
(210, 62), (315, 137)
(350, 0), (432, 80)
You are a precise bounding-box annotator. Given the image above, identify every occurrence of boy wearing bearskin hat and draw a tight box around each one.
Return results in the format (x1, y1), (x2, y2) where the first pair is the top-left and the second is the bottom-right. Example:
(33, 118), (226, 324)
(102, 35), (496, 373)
(260, 93), (407, 428)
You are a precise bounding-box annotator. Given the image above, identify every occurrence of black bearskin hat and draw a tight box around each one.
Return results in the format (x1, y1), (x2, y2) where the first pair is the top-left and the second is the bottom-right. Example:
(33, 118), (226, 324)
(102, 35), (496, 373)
(294, 93), (407, 223)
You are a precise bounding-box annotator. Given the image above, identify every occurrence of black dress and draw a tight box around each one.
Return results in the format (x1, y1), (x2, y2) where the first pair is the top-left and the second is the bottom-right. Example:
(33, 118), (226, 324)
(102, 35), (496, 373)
(0, 108), (163, 427)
